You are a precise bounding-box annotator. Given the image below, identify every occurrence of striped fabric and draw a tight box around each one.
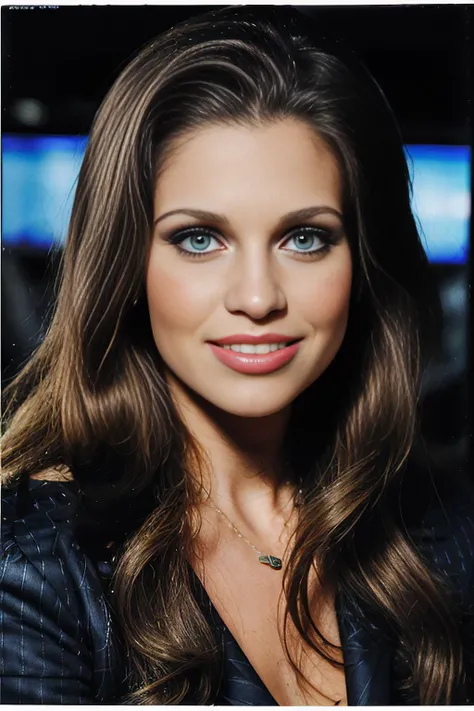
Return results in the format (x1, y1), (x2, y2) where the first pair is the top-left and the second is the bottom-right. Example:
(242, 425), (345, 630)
(1, 477), (473, 705)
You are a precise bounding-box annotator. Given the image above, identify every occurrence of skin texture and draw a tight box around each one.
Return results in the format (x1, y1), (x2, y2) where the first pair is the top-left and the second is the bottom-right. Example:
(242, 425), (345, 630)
(147, 119), (352, 507)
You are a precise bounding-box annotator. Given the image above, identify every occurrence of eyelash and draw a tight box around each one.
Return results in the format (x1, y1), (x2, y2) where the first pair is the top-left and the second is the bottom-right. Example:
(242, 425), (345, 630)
(164, 225), (336, 260)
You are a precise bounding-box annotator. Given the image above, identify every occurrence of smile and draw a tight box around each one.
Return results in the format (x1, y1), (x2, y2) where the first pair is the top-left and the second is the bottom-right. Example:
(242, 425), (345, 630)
(208, 340), (302, 374)
(222, 342), (293, 354)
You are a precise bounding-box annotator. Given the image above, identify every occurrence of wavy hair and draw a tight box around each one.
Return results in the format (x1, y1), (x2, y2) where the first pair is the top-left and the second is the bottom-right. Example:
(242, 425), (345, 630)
(2, 5), (465, 705)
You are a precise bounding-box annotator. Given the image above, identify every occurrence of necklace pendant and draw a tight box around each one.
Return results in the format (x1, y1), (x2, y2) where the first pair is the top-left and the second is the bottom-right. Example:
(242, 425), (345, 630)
(258, 554), (282, 570)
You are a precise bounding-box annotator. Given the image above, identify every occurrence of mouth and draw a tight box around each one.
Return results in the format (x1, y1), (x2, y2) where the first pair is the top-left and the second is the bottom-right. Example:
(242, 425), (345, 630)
(207, 339), (303, 374)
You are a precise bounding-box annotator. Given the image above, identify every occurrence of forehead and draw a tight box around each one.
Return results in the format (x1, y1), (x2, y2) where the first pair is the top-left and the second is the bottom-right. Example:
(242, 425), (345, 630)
(154, 119), (343, 213)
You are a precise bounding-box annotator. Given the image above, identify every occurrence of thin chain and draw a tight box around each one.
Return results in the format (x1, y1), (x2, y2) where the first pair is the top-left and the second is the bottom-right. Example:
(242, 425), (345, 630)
(202, 483), (301, 558)
(206, 499), (267, 557)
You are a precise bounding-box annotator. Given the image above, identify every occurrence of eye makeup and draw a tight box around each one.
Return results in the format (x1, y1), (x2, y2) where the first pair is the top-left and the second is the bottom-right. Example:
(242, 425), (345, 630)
(161, 223), (344, 260)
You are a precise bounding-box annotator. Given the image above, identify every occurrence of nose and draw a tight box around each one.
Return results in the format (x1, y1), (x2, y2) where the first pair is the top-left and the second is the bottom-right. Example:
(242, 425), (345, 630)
(224, 248), (287, 320)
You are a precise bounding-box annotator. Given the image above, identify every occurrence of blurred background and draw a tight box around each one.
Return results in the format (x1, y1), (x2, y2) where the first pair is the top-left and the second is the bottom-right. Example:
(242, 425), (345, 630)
(2, 4), (472, 480)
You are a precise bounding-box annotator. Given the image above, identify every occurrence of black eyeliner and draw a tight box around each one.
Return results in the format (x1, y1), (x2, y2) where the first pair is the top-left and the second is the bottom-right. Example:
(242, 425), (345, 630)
(162, 222), (342, 259)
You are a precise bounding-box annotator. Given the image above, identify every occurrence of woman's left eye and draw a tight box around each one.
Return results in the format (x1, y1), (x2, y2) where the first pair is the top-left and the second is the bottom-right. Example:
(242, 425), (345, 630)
(282, 226), (333, 257)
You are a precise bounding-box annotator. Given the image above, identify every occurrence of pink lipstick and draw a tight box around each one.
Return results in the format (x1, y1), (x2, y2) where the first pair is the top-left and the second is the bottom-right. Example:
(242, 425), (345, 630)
(207, 334), (302, 374)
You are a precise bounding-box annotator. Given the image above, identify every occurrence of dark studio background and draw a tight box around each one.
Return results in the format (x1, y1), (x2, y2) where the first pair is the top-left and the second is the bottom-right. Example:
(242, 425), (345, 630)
(1, 4), (473, 483)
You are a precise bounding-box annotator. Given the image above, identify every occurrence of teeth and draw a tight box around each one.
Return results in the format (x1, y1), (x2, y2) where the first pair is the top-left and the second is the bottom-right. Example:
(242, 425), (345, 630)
(222, 342), (289, 354)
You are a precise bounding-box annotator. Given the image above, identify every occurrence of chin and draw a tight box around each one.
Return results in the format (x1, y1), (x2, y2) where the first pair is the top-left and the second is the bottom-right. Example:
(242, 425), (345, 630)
(198, 381), (307, 420)
(214, 401), (291, 419)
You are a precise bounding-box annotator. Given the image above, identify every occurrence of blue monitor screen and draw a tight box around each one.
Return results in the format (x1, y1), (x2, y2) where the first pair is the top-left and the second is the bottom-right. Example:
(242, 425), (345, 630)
(2, 135), (471, 264)
(2, 135), (87, 250)
(405, 144), (470, 264)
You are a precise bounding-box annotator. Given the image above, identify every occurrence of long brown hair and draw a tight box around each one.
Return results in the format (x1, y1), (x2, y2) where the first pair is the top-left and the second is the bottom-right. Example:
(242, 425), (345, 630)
(2, 5), (466, 704)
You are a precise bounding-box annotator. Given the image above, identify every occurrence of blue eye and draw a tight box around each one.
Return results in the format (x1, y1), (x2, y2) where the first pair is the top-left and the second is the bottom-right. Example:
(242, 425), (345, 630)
(181, 232), (215, 252)
(282, 227), (333, 257)
(166, 227), (222, 258)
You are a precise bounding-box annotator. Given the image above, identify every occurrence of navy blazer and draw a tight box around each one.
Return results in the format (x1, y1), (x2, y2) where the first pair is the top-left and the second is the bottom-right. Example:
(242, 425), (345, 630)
(1, 477), (473, 705)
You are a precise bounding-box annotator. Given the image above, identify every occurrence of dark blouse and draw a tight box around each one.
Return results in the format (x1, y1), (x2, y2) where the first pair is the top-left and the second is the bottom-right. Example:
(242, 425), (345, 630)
(1, 478), (473, 705)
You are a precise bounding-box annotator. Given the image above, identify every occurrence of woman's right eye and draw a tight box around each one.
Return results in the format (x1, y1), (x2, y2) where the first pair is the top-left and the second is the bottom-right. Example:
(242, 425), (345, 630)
(166, 227), (224, 258)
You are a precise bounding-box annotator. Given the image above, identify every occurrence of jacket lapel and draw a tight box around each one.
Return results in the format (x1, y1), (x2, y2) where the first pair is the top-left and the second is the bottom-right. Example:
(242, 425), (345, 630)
(336, 590), (394, 705)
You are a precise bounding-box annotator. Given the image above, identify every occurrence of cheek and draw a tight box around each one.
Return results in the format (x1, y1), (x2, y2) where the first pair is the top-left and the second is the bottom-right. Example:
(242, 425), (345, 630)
(146, 258), (213, 336)
(299, 261), (353, 330)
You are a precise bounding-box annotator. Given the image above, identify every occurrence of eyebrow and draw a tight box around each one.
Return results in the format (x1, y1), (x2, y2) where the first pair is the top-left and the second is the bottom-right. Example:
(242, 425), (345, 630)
(154, 205), (344, 229)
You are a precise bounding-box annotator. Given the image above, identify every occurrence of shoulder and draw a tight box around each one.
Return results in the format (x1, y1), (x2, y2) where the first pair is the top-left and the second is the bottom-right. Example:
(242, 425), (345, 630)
(3, 477), (88, 570)
(1, 476), (116, 614)
(1, 478), (125, 702)
(2, 477), (79, 562)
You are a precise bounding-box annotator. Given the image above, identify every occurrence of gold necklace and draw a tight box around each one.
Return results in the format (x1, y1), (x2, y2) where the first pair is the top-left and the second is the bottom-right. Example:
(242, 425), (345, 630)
(203, 484), (302, 571)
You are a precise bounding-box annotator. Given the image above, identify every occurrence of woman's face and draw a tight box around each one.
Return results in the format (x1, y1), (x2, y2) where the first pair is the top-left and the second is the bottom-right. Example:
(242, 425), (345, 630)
(147, 118), (352, 418)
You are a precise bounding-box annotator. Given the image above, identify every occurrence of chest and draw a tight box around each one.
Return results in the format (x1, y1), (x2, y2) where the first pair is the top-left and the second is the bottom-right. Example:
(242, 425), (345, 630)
(192, 532), (348, 706)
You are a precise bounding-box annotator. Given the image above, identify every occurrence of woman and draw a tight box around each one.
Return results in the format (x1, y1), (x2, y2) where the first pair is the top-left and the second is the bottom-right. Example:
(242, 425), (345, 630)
(1, 5), (473, 706)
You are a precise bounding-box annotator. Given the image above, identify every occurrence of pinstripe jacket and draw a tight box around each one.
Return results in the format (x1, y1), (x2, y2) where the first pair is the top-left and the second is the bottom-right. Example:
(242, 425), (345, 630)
(1, 477), (473, 705)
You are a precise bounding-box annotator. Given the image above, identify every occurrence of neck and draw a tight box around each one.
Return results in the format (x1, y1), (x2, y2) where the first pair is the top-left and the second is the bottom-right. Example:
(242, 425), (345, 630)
(166, 372), (296, 526)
